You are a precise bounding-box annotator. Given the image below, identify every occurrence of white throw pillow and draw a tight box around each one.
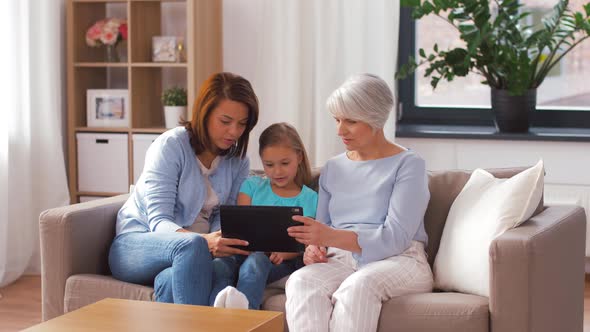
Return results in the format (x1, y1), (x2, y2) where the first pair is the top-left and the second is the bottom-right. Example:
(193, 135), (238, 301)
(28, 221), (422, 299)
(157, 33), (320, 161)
(433, 160), (544, 297)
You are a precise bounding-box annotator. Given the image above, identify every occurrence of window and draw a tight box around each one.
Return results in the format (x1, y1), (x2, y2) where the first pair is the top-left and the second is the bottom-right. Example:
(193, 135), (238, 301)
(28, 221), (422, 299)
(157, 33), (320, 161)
(397, 2), (590, 128)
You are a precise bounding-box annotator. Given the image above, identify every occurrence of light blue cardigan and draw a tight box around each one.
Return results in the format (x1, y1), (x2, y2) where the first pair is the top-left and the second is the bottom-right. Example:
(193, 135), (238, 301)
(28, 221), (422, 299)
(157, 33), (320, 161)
(116, 127), (250, 235)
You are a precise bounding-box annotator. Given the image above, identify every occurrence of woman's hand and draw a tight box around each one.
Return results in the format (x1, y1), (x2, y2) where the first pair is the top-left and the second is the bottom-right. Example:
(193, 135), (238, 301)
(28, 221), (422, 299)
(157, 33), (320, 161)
(302, 245), (328, 265)
(203, 230), (250, 257)
(287, 216), (334, 247)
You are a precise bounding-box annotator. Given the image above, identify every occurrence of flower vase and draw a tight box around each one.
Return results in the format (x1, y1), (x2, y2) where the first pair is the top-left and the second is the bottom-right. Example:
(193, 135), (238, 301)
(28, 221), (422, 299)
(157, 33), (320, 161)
(105, 44), (120, 63)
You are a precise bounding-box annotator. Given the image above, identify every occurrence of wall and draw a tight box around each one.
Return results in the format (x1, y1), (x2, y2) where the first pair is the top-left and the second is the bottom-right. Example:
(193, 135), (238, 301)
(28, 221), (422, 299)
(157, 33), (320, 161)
(396, 137), (590, 256)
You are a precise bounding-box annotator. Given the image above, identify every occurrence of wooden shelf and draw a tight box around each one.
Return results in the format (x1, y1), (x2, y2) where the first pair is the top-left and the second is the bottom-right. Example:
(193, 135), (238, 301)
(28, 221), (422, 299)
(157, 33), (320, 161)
(75, 62), (129, 67)
(131, 62), (187, 68)
(74, 62), (187, 68)
(74, 0), (127, 3)
(132, 128), (169, 134)
(67, 0), (221, 204)
(77, 191), (126, 197)
(76, 127), (168, 134)
(76, 127), (130, 133)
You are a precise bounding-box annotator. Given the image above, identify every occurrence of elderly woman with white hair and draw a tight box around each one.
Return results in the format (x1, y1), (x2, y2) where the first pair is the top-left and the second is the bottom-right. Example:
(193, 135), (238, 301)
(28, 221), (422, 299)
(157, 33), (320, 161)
(286, 73), (433, 332)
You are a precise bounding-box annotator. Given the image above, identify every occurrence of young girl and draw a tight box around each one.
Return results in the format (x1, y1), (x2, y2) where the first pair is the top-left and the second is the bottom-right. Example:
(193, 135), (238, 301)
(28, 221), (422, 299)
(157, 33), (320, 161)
(212, 122), (318, 310)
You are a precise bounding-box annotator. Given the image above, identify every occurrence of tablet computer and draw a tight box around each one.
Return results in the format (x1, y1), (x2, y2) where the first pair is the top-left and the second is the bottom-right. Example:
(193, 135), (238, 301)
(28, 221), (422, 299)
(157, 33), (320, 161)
(220, 205), (305, 253)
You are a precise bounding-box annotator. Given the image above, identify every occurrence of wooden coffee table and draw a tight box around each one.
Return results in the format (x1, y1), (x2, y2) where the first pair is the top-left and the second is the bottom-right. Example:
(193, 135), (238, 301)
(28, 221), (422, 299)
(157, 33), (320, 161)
(24, 298), (284, 332)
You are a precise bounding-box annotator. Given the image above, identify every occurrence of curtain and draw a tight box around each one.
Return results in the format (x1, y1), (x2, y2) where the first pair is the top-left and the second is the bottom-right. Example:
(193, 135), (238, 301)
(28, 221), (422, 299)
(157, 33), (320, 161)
(0, 0), (69, 287)
(223, 0), (400, 168)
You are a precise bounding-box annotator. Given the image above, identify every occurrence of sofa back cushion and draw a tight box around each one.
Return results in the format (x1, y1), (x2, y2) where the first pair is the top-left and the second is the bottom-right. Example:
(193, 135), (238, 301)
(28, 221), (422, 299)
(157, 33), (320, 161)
(433, 161), (545, 297)
(425, 167), (544, 267)
(253, 166), (543, 268)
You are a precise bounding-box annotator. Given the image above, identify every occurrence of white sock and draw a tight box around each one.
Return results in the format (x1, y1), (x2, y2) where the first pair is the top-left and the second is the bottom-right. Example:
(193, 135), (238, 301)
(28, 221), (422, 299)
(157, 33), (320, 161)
(213, 286), (249, 309)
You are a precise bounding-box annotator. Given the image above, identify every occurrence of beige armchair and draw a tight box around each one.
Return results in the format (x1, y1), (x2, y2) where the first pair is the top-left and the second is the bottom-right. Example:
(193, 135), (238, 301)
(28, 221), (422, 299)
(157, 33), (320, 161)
(40, 167), (586, 331)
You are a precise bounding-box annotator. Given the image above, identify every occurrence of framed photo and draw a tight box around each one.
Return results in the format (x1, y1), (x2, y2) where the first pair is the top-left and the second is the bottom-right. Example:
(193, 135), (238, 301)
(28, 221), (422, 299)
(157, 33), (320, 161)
(152, 36), (182, 62)
(86, 89), (130, 127)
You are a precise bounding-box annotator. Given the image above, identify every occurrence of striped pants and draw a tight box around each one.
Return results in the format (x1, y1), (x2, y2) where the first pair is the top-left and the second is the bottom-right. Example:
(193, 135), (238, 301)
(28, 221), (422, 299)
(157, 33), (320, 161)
(285, 241), (433, 332)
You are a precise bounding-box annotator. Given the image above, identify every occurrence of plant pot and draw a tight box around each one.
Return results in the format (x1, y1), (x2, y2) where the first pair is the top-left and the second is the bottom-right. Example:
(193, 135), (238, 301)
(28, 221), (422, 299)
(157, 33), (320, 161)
(491, 88), (536, 133)
(164, 106), (187, 129)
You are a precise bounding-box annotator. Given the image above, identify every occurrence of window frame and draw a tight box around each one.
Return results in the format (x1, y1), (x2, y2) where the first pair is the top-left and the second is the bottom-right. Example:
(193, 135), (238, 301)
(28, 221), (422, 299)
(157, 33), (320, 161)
(396, 7), (590, 129)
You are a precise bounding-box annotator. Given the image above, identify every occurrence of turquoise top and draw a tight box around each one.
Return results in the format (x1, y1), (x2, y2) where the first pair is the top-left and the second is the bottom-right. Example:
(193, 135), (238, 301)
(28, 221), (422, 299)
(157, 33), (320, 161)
(239, 176), (318, 218)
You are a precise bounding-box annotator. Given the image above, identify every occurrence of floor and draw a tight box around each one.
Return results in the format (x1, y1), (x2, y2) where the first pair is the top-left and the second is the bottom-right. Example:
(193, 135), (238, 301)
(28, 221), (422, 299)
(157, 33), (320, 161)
(1, 276), (590, 331)
(0, 276), (42, 332)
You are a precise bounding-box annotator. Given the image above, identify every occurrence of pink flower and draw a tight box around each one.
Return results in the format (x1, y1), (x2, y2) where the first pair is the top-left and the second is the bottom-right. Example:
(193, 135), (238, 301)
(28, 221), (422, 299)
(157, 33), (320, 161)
(119, 23), (128, 40)
(85, 18), (127, 47)
(100, 31), (117, 45)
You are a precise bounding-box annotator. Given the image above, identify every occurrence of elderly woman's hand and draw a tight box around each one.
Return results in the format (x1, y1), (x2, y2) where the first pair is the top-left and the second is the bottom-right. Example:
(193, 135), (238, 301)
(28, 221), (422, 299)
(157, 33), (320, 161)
(302, 245), (329, 265)
(203, 230), (250, 257)
(287, 216), (334, 247)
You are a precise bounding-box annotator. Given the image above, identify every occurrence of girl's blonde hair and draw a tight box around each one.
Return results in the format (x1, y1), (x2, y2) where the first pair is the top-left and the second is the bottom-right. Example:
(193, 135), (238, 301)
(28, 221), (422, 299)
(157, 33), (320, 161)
(259, 123), (312, 188)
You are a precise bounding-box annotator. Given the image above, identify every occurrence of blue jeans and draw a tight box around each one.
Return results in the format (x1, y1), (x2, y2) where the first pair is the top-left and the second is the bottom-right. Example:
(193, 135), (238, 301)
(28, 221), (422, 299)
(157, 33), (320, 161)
(109, 231), (213, 305)
(210, 253), (303, 309)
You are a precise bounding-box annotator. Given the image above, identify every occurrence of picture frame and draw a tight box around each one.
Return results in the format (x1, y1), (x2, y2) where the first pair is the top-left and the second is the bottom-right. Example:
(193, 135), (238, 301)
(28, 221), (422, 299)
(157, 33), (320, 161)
(86, 89), (130, 127)
(152, 36), (183, 62)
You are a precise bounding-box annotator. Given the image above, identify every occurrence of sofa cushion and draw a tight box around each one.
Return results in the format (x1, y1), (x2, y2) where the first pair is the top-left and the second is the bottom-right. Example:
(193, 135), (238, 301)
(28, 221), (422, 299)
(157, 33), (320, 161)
(378, 292), (489, 332)
(262, 291), (489, 332)
(434, 161), (544, 297)
(424, 166), (544, 268)
(64, 274), (154, 313)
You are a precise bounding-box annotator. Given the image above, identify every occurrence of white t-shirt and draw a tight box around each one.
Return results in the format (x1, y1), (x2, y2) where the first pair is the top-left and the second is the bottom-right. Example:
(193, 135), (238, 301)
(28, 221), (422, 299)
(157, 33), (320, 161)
(185, 156), (220, 233)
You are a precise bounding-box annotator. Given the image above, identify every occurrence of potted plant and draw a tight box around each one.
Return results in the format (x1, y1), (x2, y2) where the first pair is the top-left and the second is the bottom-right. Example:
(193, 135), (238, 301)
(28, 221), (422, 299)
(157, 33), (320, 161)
(161, 86), (188, 129)
(396, 0), (590, 132)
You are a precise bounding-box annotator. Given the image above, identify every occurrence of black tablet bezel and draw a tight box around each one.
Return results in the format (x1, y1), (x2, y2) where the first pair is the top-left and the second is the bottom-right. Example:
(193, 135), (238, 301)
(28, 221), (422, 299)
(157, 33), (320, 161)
(219, 205), (305, 253)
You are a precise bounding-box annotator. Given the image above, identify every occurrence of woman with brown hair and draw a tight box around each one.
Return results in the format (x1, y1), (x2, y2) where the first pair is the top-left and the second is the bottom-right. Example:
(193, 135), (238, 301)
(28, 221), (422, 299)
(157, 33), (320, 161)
(109, 72), (260, 305)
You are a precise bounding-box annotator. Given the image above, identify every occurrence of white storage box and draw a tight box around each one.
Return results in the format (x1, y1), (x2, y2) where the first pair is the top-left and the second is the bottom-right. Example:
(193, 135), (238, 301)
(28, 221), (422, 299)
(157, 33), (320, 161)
(77, 133), (129, 193)
(133, 134), (160, 183)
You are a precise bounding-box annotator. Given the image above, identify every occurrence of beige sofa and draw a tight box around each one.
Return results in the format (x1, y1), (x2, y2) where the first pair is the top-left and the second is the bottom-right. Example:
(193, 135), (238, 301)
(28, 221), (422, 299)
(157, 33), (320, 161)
(40, 167), (586, 331)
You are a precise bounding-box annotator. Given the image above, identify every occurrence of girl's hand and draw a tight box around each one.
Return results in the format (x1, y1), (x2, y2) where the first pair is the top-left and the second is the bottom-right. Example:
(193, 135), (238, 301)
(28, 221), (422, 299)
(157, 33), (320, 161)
(203, 230), (250, 258)
(269, 252), (299, 265)
(268, 252), (284, 265)
(287, 216), (334, 246)
(302, 245), (328, 265)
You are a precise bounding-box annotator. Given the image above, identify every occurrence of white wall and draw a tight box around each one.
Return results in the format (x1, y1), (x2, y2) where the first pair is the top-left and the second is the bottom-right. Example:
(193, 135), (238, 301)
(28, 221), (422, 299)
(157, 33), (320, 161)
(397, 137), (590, 256)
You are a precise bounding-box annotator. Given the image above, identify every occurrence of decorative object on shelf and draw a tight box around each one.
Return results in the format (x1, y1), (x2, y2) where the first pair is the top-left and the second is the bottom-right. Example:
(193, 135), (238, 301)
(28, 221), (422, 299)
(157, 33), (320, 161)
(161, 86), (187, 128)
(85, 18), (128, 62)
(176, 38), (186, 63)
(152, 36), (183, 62)
(87, 89), (130, 127)
(396, 0), (590, 133)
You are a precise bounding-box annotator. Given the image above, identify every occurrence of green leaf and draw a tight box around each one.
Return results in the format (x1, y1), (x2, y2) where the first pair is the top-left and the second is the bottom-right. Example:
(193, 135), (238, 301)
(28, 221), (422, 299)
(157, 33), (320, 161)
(431, 76), (441, 89)
(422, 1), (435, 15)
(162, 86), (187, 106)
(403, 0), (590, 93)
(400, 0), (420, 7)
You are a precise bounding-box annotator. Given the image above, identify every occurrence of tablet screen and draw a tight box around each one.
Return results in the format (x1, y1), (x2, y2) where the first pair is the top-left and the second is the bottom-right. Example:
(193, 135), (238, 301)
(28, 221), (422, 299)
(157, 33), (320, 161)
(220, 205), (305, 252)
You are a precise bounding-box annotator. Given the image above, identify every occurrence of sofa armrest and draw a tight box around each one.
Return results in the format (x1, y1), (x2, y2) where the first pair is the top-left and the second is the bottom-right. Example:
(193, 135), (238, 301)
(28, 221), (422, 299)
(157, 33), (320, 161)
(39, 194), (128, 321)
(489, 205), (586, 332)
